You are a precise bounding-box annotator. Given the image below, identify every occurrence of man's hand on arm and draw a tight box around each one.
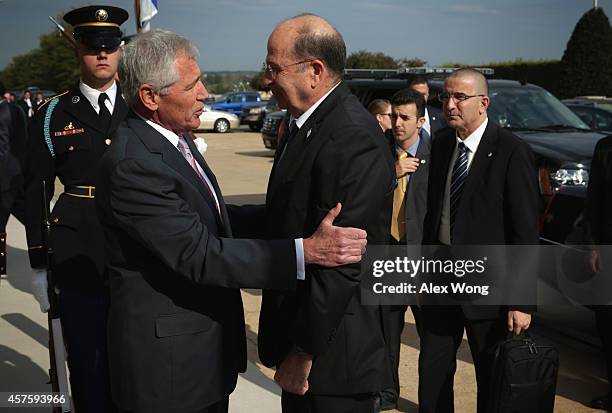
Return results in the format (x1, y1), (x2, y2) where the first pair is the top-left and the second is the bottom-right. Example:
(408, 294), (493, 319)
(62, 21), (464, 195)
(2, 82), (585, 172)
(302, 203), (367, 267)
(507, 310), (531, 335)
(274, 350), (313, 395)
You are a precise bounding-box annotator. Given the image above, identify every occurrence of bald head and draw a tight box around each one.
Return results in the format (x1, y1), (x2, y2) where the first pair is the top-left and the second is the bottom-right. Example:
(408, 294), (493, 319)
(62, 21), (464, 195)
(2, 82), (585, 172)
(273, 13), (346, 80)
(446, 68), (489, 96)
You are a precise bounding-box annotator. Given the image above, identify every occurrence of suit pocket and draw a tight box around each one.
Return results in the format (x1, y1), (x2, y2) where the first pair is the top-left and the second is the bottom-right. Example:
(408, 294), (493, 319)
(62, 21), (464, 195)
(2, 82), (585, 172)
(155, 313), (213, 338)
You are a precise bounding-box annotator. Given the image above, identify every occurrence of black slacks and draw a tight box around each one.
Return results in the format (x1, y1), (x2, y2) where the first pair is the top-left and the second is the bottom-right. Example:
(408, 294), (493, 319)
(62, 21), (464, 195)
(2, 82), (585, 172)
(418, 306), (506, 413)
(281, 391), (376, 413)
(59, 286), (115, 413)
(383, 304), (421, 403)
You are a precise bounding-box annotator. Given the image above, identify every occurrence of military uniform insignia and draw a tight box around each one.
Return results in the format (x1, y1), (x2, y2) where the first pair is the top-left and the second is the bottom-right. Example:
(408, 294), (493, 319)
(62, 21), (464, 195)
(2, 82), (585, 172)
(95, 9), (108, 22)
(72, 96), (80, 104)
(54, 123), (85, 136)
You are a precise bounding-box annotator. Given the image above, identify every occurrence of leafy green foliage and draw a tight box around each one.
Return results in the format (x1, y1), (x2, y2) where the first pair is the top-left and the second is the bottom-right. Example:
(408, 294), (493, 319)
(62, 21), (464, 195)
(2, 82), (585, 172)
(559, 7), (612, 98)
(346, 50), (398, 69)
(2, 30), (79, 93)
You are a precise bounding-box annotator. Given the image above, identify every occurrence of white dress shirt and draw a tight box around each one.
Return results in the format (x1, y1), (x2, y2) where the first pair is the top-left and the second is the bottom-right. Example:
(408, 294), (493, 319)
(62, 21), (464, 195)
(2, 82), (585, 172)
(79, 80), (117, 115)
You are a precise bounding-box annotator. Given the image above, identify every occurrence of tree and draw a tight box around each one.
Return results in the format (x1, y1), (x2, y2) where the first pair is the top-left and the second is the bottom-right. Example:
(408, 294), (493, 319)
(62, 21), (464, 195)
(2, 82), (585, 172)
(559, 7), (612, 98)
(396, 57), (427, 68)
(2, 29), (79, 93)
(248, 70), (268, 91)
(346, 50), (398, 69)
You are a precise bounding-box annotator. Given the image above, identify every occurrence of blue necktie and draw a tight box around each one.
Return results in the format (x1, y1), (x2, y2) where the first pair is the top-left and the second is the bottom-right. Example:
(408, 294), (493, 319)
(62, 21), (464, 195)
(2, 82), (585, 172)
(450, 142), (468, 236)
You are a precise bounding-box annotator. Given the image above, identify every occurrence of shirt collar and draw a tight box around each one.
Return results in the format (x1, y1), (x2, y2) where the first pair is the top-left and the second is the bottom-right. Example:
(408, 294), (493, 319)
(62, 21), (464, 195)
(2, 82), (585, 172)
(79, 80), (117, 112)
(397, 135), (420, 157)
(135, 112), (182, 148)
(456, 117), (488, 153)
(291, 81), (341, 129)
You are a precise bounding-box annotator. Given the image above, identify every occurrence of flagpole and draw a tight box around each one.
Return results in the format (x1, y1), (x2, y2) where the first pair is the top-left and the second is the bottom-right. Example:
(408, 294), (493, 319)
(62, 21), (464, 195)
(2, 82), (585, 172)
(135, 0), (142, 33)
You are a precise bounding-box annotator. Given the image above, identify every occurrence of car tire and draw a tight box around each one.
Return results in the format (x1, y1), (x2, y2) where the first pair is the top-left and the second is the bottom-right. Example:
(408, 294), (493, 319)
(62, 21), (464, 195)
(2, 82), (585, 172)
(214, 118), (230, 133)
(249, 122), (262, 132)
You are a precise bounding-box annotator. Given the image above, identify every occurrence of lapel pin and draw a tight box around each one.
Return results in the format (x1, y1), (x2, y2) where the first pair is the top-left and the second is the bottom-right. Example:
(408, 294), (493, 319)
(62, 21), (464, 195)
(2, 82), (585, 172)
(306, 128), (312, 139)
(487, 152), (493, 158)
(71, 96), (80, 104)
(420, 159), (427, 164)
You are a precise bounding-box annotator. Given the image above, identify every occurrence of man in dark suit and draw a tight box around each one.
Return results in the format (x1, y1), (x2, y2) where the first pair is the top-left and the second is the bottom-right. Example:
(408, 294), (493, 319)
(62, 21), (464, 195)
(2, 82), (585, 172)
(419, 68), (539, 413)
(249, 14), (395, 413)
(409, 76), (447, 141)
(23, 6), (129, 412)
(17, 89), (35, 119)
(95, 29), (368, 413)
(585, 135), (612, 411)
(379, 88), (430, 410)
(0, 79), (28, 276)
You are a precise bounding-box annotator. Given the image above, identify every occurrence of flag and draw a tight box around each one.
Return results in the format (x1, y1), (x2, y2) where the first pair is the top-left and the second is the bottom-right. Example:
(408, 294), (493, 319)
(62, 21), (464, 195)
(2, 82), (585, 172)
(138, 0), (158, 32)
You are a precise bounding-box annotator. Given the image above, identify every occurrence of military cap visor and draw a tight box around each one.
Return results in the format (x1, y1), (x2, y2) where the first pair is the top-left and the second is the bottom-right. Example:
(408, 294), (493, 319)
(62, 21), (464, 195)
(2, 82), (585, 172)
(74, 27), (122, 51)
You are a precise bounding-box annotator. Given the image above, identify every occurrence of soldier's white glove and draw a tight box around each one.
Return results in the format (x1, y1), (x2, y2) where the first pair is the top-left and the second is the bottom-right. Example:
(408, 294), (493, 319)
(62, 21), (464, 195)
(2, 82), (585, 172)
(31, 269), (50, 313)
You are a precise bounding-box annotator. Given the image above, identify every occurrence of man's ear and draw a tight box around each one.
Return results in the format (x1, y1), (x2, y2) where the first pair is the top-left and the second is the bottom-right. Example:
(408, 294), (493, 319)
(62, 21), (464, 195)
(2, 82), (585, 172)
(480, 95), (490, 114)
(139, 84), (159, 111)
(310, 59), (325, 88)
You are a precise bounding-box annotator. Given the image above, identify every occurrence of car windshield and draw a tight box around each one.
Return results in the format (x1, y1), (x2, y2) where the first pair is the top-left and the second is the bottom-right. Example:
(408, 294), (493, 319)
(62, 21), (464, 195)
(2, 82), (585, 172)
(489, 87), (590, 131)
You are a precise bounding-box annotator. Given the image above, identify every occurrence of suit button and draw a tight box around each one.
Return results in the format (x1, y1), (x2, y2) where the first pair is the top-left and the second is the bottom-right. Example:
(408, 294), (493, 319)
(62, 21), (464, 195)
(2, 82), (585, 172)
(68, 145), (74, 151)
(105, 139), (112, 146)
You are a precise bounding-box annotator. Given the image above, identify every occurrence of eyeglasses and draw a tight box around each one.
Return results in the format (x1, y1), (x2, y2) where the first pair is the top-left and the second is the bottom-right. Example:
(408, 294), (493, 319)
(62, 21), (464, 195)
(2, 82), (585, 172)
(263, 60), (314, 80)
(438, 92), (485, 103)
(391, 113), (418, 122)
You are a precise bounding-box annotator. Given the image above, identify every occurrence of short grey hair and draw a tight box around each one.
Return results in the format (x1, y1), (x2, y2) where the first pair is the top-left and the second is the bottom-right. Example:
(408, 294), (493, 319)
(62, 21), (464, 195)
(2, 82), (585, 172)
(119, 29), (199, 107)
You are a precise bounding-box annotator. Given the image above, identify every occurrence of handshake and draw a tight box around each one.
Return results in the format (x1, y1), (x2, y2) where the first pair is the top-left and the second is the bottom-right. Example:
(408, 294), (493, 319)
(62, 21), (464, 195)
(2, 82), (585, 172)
(30, 203), (368, 313)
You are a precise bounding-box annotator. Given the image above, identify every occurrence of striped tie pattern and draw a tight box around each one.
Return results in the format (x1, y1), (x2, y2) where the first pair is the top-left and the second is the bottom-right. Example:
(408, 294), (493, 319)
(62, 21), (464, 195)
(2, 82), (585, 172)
(450, 142), (469, 236)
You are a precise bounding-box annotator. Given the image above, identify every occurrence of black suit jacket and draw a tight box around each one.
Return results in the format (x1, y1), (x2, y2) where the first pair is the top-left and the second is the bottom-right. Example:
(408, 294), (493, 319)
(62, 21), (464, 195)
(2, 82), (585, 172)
(0, 101), (28, 192)
(402, 137), (431, 245)
(251, 82), (395, 395)
(95, 112), (297, 413)
(586, 135), (612, 244)
(426, 105), (448, 140)
(423, 121), (539, 319)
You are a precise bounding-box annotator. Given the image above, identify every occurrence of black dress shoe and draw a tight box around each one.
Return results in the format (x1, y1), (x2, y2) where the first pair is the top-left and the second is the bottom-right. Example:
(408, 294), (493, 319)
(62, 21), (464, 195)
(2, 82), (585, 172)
(590, 394), (612, 411)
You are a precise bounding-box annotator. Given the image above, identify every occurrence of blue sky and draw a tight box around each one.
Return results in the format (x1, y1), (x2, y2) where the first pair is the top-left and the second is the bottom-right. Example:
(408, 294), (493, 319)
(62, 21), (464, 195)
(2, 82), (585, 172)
(0, 0), (609, 72)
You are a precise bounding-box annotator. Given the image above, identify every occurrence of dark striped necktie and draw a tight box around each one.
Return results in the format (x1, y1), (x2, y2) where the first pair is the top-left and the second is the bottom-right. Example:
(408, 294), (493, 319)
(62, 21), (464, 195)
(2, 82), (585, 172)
(450, 142), (469, 237)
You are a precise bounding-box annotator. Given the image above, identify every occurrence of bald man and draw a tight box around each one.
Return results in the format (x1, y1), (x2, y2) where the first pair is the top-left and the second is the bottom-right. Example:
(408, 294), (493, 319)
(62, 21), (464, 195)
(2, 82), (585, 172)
(420, 68), (538, 412)
(237, 13), (395, 413)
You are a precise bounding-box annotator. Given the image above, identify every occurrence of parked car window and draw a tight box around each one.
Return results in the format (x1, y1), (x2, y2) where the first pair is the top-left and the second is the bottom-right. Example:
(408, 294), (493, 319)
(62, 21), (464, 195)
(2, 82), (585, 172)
(246, 95), (258, 102)
(488, 88), (589, 130)
(570, 107), (595, 128)
(229, 94), (243, 103)
(595, 109), (612, 130)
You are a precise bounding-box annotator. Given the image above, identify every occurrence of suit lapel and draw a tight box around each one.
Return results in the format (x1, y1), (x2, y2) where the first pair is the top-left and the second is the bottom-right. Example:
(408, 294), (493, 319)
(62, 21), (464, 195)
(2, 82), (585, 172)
(185, 135), (232, 236)
(460, 121), (498, 205)
(127, 114), (224, 229)
(267, 83), (350, 205)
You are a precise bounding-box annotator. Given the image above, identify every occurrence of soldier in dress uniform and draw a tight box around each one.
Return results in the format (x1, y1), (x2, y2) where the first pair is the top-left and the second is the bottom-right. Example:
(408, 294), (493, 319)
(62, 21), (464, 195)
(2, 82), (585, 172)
(23, 5), (129, 412)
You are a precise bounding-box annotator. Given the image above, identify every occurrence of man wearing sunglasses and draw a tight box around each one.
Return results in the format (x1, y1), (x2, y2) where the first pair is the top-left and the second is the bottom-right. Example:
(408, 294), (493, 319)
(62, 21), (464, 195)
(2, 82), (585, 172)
(419, 68), (539, 412)
(23, 6), (129, 412)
